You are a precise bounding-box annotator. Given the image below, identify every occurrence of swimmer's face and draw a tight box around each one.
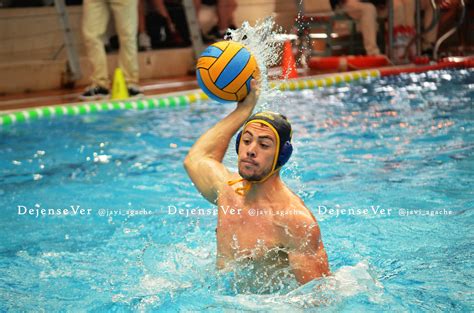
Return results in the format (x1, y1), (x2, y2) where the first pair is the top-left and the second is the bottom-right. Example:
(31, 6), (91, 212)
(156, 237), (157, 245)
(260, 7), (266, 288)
(238, 123), (277, 181)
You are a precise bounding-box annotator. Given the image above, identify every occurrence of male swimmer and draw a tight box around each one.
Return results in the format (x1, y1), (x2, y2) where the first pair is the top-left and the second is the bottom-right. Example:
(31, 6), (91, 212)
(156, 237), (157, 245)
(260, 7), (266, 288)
(184, 80), (330, 285)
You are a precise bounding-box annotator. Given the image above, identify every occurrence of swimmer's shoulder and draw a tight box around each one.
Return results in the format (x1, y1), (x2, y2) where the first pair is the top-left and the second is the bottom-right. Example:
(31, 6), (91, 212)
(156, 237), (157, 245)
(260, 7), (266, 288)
(277, 195), (322, 251)
(277, 191), (322, 243)
(272, 191), (317, 236)
(284, 187), (317, 223)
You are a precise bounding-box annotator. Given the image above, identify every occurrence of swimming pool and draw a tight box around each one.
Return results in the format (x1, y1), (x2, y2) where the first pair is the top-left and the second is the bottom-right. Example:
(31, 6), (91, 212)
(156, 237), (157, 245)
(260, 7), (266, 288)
(0, 68), (473, 311)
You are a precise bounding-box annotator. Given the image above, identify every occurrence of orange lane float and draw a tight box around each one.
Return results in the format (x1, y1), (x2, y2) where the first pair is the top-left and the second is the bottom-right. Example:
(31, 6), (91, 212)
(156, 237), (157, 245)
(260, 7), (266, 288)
(308, 55), (390, 71)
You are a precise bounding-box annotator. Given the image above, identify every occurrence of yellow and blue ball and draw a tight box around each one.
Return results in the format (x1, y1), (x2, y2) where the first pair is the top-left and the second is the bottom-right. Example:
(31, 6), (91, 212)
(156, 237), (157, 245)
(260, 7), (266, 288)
(196, 41), (259, 103)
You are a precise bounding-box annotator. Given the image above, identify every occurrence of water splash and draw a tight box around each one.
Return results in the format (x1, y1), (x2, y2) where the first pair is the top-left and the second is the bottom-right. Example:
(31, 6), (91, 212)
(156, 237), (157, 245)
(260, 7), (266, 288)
(211, 261), (384, 310)
(227, 17), (283, 85)
(226, 17), (289, 112)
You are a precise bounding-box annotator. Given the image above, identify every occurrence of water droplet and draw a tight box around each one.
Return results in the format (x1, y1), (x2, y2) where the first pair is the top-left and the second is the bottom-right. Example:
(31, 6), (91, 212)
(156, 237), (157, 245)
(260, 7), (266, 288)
(94, 155), (111, 164)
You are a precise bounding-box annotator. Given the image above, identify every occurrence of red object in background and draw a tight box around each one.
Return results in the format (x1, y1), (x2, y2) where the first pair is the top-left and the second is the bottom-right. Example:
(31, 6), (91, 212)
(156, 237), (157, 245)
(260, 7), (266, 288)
(379, 56), (474, 77)
(308, 55), (390, 71)
(413, 56), (430, 65)
(281, 41), (298, 79)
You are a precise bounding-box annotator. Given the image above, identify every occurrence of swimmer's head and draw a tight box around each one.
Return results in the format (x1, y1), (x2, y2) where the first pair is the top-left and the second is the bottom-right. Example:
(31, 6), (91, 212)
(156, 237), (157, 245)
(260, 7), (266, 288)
(235, 111), (293, 182)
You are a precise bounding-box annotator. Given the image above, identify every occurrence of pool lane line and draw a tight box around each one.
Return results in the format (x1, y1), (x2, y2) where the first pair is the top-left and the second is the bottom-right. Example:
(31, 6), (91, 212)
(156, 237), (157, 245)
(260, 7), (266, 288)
(270, 69), (380, 91)
(2, 59), (473, 127)
(0, 91), (208, 127)
(0, 69), (382, 127)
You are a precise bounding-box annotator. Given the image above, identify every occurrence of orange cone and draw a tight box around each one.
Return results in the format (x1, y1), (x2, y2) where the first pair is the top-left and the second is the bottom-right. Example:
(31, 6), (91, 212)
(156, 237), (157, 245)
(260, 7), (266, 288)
(281, 40), (298, 79)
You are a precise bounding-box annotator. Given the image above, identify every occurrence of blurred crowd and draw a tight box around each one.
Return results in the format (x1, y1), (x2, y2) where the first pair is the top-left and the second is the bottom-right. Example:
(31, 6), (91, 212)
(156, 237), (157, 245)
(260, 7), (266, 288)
(328, 0), (469, 57)
(1, 0), (236, 50)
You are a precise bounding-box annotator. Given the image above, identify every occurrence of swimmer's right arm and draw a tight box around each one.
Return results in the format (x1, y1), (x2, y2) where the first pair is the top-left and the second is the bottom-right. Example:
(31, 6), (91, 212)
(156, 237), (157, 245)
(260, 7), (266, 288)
(184, 80), (259, 204)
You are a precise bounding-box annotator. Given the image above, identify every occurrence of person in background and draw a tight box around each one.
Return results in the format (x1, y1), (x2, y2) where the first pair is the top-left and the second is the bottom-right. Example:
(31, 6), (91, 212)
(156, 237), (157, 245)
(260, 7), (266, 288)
(80, 0), (143, 100)
(138, 0), (153, 50)
(420, 0), (437, 54)
(421, 0), (466, 55)
(392, 0), (416, 28)
(163, 0), (191, 46)
(330, 0), (382, 55)
(138, 0), (183, 51)
(365, 0), (416, 61)
(195, 0), (238, 41)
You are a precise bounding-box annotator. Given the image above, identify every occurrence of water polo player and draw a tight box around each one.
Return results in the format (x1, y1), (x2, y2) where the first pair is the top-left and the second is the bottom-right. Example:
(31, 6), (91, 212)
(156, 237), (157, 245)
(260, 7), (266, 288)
(184, 80), (330, 285)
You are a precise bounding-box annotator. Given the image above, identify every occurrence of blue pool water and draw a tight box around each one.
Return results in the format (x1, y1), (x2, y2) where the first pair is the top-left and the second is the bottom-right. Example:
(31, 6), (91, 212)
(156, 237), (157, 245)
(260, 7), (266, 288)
(0, 69), (473, 311)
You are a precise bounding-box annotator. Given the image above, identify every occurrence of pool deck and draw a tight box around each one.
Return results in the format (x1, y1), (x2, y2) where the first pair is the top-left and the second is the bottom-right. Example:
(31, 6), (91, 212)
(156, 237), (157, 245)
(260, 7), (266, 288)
(0, 76), (199, 114)
(0, 58), (472, 115)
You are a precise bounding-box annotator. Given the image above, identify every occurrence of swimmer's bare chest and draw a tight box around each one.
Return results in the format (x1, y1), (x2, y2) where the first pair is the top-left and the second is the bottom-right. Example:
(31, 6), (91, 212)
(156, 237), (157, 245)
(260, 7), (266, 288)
(216, 191), (289, 264)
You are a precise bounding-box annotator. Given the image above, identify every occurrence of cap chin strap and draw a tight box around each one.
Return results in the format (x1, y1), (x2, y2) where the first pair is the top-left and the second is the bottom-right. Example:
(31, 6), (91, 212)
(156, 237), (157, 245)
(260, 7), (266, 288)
(227, 178), (250, 196)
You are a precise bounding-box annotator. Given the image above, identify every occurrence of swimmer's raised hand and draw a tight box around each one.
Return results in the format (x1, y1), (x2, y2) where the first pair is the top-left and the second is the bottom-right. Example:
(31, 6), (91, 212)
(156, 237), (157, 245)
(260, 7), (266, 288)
(237, 79), (259, 111)
(184, 79), (259, 204)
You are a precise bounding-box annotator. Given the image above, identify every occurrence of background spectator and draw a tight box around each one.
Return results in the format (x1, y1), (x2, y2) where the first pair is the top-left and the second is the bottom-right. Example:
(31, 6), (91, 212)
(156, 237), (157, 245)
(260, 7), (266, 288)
(330, 0), (382, 55)
(138, 0), (190, 50)
(81, 0), (142, 100)
(195, 0), (238, 41)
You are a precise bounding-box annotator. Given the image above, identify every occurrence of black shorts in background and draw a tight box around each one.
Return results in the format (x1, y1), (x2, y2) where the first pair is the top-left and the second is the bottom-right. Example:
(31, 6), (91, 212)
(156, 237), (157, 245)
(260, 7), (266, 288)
(202, 0), (217, 6)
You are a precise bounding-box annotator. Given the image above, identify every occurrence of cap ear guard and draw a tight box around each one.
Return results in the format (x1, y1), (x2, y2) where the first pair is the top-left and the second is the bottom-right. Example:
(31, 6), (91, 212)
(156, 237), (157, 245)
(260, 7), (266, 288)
(276, 141), (293, 168)
(235, 131), (293, 168)
(235, 131), (243, 155)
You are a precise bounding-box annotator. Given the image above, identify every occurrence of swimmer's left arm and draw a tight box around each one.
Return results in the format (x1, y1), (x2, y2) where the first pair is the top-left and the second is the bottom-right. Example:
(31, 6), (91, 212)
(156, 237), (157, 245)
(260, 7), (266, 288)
(287, 221), (331, 285)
